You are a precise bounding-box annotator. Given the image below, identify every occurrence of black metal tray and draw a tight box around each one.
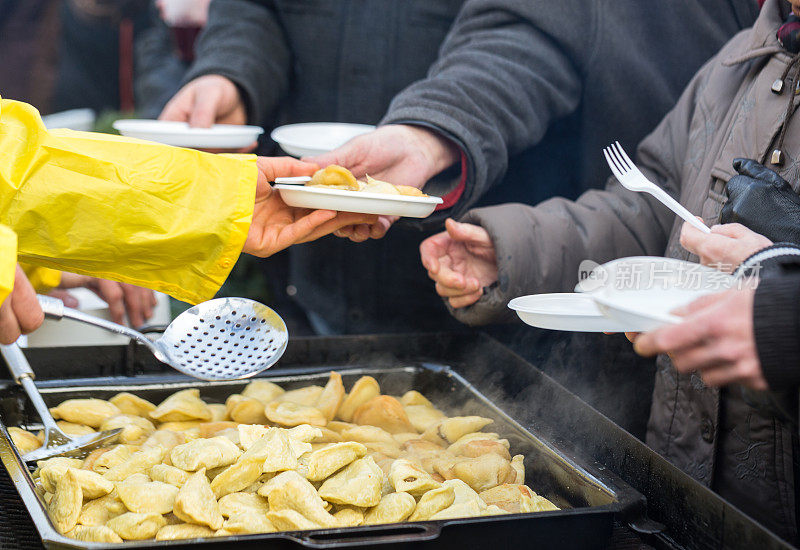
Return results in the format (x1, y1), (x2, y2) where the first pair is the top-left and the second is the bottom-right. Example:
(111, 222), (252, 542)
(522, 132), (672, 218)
(0, 361), (645, 550)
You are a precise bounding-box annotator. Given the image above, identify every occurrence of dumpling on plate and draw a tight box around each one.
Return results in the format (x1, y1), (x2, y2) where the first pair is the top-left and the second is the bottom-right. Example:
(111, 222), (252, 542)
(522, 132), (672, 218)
(404, 405), (445, 433)
(400, 390), (434, 408)
(173, 469), (223, 530)
(308, 165), (360, 191)
(149, 389), (212, 423)
(318, 456), (382, 508)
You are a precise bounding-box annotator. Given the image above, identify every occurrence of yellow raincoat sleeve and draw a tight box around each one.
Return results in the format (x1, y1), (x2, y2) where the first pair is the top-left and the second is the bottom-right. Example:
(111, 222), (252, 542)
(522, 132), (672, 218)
(0, 97), (257, 304)
(0, 225), (16, 307)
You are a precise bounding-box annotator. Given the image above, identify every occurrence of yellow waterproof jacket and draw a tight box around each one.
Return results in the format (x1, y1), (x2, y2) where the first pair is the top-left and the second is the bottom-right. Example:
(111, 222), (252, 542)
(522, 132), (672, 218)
(0, 97), (257, 304)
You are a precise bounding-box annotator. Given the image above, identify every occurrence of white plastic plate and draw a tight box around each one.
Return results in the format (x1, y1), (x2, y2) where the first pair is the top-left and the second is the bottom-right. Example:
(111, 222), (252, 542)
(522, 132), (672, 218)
(589, 257), (736, 332)
(508, 293), (643, 332)
(271, 123), (375, 157)
(274, 184), (442, 218)
(112, 120), (264, 148)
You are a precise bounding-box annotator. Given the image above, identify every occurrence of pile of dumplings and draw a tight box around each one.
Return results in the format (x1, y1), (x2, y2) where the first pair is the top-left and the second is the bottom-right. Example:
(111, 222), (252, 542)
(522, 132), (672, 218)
(9, 372), (558, 543)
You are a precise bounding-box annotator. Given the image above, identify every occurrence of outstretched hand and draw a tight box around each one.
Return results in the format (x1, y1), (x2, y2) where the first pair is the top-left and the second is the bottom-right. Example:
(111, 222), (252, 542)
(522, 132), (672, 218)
(244, 157), (378, 257)
(420, 219), (498, 308)
(306, 125), (459, 242)
(633, 288), (766, 390)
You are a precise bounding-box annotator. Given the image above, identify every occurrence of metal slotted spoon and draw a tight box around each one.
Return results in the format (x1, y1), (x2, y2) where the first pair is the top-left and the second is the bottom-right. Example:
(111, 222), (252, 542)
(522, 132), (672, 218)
(1, 343), (121, 463)
(36, 295), (289, 381)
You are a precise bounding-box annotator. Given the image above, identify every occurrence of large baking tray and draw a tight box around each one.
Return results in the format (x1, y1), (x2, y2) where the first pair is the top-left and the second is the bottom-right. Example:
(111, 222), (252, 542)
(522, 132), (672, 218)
(0, 361), (645, 550)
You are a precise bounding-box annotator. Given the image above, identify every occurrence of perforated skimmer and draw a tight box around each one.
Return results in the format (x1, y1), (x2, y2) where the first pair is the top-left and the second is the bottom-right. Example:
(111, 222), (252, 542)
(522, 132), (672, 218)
(37, 296), (288, 380)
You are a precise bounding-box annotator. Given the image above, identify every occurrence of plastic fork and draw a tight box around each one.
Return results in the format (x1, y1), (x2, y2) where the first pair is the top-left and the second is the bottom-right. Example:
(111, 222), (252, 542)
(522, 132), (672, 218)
(603, 141), (710, 234)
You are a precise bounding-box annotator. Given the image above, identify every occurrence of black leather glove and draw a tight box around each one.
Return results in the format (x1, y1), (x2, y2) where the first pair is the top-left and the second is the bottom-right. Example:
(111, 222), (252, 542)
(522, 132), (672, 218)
(721, 158), (800, 245)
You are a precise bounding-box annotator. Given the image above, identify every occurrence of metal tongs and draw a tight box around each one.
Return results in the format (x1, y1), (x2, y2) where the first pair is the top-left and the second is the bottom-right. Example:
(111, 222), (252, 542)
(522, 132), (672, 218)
(1, 344), (121, 463)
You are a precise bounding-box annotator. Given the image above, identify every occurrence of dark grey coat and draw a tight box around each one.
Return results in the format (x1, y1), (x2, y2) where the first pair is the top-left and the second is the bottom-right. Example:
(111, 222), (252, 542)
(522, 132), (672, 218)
(184, 0), (757, 332)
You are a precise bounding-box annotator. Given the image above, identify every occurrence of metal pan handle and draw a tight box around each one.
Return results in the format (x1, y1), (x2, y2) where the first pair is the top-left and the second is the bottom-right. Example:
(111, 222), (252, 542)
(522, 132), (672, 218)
(294, 523), (441, 548)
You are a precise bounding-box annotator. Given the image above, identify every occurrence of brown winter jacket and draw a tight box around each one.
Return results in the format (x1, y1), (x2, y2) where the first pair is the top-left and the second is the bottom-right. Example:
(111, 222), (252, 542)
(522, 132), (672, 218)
(451, 0), (800, 541)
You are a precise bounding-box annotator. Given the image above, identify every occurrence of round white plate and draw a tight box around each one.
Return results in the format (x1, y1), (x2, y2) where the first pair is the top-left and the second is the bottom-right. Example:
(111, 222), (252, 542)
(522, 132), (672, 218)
(508, 293), (643, 332)
(274, 184), (442, 218)
(589, 257), (736, 332)
(271, 123), (375, 157)
(112, 119), (264, 148)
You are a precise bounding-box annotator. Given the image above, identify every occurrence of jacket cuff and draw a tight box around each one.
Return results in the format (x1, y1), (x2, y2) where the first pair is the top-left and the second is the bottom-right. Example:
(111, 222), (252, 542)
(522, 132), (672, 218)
(442, 205), (533, 326)
(736, 243), (800, 278)
(754, 274), (800, 390)
(381, 107), (486, 220)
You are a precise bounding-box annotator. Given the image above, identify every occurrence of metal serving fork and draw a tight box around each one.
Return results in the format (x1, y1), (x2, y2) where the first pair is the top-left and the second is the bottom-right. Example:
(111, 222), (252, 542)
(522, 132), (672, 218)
(603, 141), (710, 234)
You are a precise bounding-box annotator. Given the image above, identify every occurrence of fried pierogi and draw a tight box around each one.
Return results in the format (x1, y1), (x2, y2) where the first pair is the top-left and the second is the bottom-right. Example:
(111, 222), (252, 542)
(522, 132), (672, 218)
(155, 523), (215, 540)
(109, 393), (156, 417)
(106, 512), (166, 540)
(169, 436), (241, 471)
(305, 441), (367, 481)
(116, 481), (179, 515)
(49, 469), (82, 533)
(173, 469), (223, 530)
(8, 427), (42, 453)
(31, 372), (555, 544)
(265, 401), (326, 427)
(149, 389), (212, 423)
(50, 399), (121, 428)
(318, 456), (383, 507)
(337, 376), (380, 422)
(353, 396), (415, 434)
(364, 491), (416, 524)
